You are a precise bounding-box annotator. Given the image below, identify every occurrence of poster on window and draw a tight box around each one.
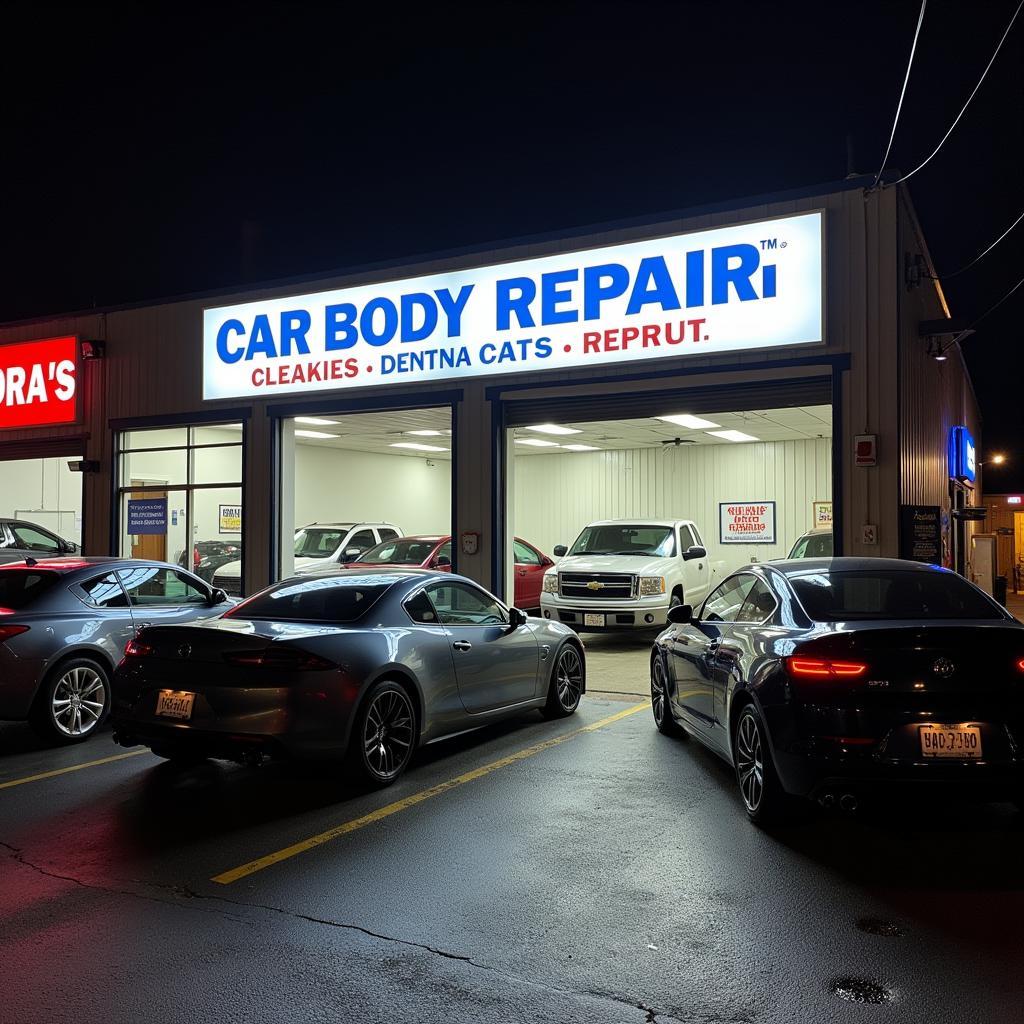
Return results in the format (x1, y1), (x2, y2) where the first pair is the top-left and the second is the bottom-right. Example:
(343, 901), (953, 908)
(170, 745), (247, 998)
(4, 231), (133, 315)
(218, 504), (242, 534)
(812, 500), (833, 529)
(719, 502), (776, 544)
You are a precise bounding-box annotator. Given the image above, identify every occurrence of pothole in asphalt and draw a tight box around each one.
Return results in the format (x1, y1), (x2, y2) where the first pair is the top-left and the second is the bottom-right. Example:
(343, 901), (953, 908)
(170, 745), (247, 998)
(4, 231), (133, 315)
(855, 917), (904, 937)
(830, 977), (893, 1005)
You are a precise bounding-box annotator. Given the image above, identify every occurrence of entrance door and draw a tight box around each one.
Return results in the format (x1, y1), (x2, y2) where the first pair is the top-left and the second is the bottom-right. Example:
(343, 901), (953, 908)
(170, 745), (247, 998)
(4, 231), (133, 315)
(971, 534), (996, 596)
(130, 481), (167, 562)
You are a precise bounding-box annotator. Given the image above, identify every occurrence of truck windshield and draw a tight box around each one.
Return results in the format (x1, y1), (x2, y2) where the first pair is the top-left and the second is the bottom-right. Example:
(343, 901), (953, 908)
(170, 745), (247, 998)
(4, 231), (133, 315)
(294, 528), (347, 559)
(568, 525), (675, 557)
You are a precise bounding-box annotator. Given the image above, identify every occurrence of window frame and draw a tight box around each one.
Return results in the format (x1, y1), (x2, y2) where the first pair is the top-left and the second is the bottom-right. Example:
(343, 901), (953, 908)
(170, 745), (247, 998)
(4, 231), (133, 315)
(116, 565), (212, 608)
(700, 572), (759, 624)
(423, 579), (509, 628)
(733, 576), (779, 625)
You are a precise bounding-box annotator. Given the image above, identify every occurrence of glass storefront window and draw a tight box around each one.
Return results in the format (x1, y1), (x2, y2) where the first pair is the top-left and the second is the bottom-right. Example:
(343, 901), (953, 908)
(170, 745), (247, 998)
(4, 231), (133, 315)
(117, 424), (244, 588)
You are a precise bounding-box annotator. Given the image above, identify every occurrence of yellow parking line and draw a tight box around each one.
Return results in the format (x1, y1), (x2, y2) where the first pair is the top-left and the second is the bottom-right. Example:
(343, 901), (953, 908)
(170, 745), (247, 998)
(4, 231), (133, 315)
(213, 701), (648, 885)
(0, 750), (149, 791)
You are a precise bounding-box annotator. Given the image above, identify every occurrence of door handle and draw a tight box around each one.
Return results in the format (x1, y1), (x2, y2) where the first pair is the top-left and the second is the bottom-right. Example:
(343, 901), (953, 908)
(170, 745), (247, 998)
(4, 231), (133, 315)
(706, 639), (722, 657)
(452, 640), (473, 652)
(137, 622), (153, 630)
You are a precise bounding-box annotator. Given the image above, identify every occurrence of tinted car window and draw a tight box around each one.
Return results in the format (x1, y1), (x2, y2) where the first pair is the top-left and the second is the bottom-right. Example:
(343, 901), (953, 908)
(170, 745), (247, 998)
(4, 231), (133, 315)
(702, 575), (757, 623)
(790, 570), (1002, 621)
(357, 538), (440, 564)
(10, 525), (61, 553)
(229, 576), (392, 622)
(0, 570), (59, 608)
(735, 579), (777, 623)
(118, 567), (209, 606)
(404, 589), (439, 624)
(679, 525), (695, 549)
(789, 535), (810, 558)
(378, 528), (399, 541)
(806, 533), (833, 557)
(345, 530), (376, 556)
(513, 540), (541, 566)
(79, 573), (130, 608)
(427, 582), (507, 626)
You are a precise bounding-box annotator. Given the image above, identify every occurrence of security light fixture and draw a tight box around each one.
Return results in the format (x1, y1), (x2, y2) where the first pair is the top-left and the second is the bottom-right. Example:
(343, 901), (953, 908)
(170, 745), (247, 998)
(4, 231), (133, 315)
(405, 429), (448, 436)
(514, 438), (561, 447)
(525, 424), (582, 435)
(707, 429), (759, 443)
(295, 416), (340, 426)
(561, 444), (600, 451)
(389, 442), (449, 452)
(80, 339), (105, 360)
(656, 414), (720, 429)
(294, 429), (340, 439)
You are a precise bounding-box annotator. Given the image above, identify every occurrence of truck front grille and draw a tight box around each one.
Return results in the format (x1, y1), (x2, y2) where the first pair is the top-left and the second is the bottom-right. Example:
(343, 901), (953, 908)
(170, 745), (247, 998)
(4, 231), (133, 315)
(213, 573), (242, 597)
(559, 572), (636, 600)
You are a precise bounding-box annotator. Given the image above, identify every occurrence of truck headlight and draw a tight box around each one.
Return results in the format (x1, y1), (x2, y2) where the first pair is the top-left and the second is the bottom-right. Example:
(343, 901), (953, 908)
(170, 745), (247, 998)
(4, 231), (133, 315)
(639, 576), (666, 596)
(542, 574), (558, 594)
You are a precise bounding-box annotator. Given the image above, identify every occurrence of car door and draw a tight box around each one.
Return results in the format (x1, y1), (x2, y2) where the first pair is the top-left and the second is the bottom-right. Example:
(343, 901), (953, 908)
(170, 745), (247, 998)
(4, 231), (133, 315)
(425, 579), (540, 714)
(667, 573), (755, 731)
(74, 571), (138, 660)
(116, 565), (218, 631)
(512, 539), (548, 609)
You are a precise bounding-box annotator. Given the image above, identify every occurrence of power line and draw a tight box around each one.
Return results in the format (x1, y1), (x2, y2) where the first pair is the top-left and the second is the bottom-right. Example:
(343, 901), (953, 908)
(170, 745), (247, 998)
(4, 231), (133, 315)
(890, 0), (1023, 186)
(872, 0), (928, 189)
(940, 272), (1024, 354)
(939, 207), (1024, 279)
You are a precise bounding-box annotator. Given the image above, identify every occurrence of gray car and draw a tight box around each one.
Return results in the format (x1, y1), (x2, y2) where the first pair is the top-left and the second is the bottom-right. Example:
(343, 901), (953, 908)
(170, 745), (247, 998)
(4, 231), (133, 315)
(0, 518), (80, 565)
(0, 557), (232, 744)
(112, 569), (586, 785)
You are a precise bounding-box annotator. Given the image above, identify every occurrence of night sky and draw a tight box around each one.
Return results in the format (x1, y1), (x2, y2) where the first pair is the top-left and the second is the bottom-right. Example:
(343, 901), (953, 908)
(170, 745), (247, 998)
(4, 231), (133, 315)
(2, 2), (1021, 485)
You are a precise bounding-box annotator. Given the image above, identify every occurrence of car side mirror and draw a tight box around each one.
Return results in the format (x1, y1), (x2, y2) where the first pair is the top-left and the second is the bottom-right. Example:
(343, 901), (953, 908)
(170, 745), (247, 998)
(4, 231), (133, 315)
(344, 547), (362, 558)
(553, 544), (568, 557)
(508, 606), (528, 629)
(541, 555), (554, 567)
(667, 603), (693, 625)
(682, 545), (707, 561)
(435, 555), (451, 567)
(60, 540), (76, 553)
(210, 588), (228, 605)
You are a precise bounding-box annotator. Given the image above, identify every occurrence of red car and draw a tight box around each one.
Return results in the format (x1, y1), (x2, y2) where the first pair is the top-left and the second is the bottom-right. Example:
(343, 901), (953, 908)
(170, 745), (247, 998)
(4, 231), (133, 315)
(345, 534), (553, 608)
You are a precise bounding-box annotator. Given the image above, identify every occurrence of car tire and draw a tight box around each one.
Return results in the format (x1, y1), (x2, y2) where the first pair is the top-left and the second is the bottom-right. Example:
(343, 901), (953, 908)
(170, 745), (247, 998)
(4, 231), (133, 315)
(30, 657), (111, 745)
(651, 655), (684, 737)
(347, 680), (417, 787)
(541, 643), (584, 718)
(732, 702), (791, 826)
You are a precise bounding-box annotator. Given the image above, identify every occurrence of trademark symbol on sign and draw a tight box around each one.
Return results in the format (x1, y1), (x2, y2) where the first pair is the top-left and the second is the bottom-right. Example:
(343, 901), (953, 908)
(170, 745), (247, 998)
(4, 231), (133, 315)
(760, 238), (778, 250)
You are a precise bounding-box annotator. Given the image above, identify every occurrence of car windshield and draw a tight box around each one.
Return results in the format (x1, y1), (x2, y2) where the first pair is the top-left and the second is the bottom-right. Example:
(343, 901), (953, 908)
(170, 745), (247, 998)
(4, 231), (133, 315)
(227, 575), (393, 622)
(789, 533), (833, 558)
(568, 525), (675, 557)
(0, 570), (59, 609)
(356, 539), (442, 564)
(790, 569), (1002, 621)
(293, 528), (347, 559)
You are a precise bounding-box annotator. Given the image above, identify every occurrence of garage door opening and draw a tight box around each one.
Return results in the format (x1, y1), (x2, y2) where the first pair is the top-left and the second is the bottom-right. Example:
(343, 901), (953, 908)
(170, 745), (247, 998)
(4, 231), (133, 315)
(275, 406), (453, 585)
(0, 454), (84, 562)
(504, 400), (833, 619)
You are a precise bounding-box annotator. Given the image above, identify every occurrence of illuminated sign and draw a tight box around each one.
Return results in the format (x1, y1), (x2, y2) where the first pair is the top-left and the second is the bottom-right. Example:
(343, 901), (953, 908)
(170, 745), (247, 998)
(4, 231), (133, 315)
(949, 426), (976, 483)
(1008, 496), (1021, 505)
(203, 212), (824, 399)
(0, 336), (79, 429)
(720, 501), (777, 544)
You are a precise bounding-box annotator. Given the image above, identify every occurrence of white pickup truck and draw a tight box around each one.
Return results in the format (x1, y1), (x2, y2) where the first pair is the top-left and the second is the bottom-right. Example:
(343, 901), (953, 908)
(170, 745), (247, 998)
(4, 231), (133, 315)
(539, 519), (715, 631)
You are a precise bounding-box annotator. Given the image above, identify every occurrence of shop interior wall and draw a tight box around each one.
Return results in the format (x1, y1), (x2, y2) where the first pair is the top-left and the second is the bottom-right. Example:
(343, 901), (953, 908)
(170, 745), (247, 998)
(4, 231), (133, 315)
(1, 456), (83, 544)
(293, 444), (451, 537)
(513, 437), (832, 571)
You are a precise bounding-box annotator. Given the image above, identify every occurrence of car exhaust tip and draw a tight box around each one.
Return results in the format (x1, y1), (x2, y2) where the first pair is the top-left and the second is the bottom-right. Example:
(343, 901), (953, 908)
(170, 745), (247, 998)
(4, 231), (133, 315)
(241, 749), (266, 768)
(819, 793), (836, 810)
(839, 793), (859, 813)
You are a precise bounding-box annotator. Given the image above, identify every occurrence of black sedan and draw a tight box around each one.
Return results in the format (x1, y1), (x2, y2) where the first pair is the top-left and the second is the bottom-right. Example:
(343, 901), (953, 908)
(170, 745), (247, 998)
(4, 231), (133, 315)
(650, 558), (1024, 823)
(112, 569), (585, 785)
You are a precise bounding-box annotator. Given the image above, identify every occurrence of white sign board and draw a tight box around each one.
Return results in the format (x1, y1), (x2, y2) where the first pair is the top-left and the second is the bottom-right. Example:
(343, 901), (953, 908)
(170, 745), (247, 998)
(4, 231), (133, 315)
(203, 212), (824, 399)
(720, 502), (777, 544)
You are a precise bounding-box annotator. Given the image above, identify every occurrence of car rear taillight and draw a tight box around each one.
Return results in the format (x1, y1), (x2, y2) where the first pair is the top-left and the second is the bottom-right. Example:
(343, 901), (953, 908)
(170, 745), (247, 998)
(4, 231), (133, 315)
(1017, 658), (1024, 673)
(124, 638), (155, 658)
(0, 624), (29, 643)
(786, 657), (868, 679)
(223, 647), (335, 671)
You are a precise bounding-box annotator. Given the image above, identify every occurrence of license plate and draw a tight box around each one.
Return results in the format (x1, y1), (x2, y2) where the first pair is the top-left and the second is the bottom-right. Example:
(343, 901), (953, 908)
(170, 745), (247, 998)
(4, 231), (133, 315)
(583, 612), (606, 627)
(156, 690), (195, 720)
(919, 723), (982, 759)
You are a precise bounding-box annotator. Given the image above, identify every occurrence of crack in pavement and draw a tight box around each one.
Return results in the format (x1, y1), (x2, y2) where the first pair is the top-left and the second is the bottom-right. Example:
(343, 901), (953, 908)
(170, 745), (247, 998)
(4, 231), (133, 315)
(0, 840), (695, 1022)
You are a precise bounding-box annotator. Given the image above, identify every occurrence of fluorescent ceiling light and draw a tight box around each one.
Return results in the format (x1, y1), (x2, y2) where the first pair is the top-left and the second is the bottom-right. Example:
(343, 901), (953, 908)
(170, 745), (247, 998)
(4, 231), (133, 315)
(389, 442), (449, 452)
(525, 423), (582, 436)
(707, 429), (759, 443)
(295, 429), (340, 439)
(515, 438), (561, 448)
(405, 429), (447, 436)
(295, 416), (339, 426)
(656, 414), (720, 429)
(562, 444), (600, 451)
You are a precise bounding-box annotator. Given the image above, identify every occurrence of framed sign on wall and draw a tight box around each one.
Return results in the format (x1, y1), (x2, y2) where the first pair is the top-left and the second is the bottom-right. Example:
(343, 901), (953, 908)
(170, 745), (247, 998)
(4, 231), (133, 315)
(720, 502), (777, 544)
(812, 500), (833, 529)
(218, 504), (242, 534)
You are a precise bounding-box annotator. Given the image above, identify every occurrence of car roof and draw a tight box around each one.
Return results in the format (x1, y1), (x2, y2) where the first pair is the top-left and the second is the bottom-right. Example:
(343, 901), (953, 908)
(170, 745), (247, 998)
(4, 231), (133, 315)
(797, 528), (833, 536)
(300, 522), (397, 529)
(280, 567), (454, 585)
(0, 556), (194, 575)
(585, 519), (690, 528)
(769, 557), (952, 579)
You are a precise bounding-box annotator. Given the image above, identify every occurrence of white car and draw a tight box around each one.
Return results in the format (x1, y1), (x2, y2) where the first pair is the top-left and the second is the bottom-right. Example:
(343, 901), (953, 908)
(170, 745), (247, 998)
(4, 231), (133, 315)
(540, 519), (714, 631)
(212, 522), (403, 595)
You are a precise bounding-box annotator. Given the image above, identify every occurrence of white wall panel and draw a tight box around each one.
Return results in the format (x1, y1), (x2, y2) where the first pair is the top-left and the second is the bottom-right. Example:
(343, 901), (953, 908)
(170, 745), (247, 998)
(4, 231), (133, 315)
(513, 438), (831, 572)
(0, 456), (84, 543)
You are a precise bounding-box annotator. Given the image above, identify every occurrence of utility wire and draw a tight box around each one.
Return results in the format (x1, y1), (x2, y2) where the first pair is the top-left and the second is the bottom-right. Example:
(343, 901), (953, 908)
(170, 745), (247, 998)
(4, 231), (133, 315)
(890, 0), (1023, 186)
(872, 0), (928, 189)
(940, 272), (1024, 354)
(938, 207), (1024, 279)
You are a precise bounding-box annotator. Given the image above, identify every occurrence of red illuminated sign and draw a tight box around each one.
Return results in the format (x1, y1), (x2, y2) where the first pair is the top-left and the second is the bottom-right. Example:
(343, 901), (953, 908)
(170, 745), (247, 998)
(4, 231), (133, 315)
(0, 336), (79, 430)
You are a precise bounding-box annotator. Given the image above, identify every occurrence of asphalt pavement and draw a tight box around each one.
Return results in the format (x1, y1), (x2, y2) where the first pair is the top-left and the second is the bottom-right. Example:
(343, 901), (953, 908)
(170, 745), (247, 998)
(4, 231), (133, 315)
(1, 694), (1023, 1024)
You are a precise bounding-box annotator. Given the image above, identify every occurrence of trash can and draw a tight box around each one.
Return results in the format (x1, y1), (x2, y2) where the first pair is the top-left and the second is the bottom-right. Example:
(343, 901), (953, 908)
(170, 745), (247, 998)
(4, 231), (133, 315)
(994, 575), (1008, 607)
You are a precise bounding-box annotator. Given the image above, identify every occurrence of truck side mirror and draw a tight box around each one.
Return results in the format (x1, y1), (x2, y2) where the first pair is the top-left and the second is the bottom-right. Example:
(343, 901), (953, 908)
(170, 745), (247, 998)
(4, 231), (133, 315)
(553, 544), (568, 557)
(682, 545), (707, 561)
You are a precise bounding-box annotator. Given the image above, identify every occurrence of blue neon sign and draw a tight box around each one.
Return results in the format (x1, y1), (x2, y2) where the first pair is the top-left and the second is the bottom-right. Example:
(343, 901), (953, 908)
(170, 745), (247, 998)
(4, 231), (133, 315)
(949, 426), (976, 483)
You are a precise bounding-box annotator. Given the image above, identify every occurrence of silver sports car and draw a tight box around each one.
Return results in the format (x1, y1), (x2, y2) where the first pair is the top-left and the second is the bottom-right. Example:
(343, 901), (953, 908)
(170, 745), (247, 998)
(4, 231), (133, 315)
(111, 569), (586, 785)
(0, 557), (233, 743)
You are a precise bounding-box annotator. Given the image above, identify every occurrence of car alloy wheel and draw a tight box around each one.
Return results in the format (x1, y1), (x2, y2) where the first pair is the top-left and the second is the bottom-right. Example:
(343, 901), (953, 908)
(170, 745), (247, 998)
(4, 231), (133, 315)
(651, 658), (668, 726)
(735, 711), (764, 813)
(363, 687), (415, 781)
(555, 645), (583, 711)
(52, 665), (107, 738)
